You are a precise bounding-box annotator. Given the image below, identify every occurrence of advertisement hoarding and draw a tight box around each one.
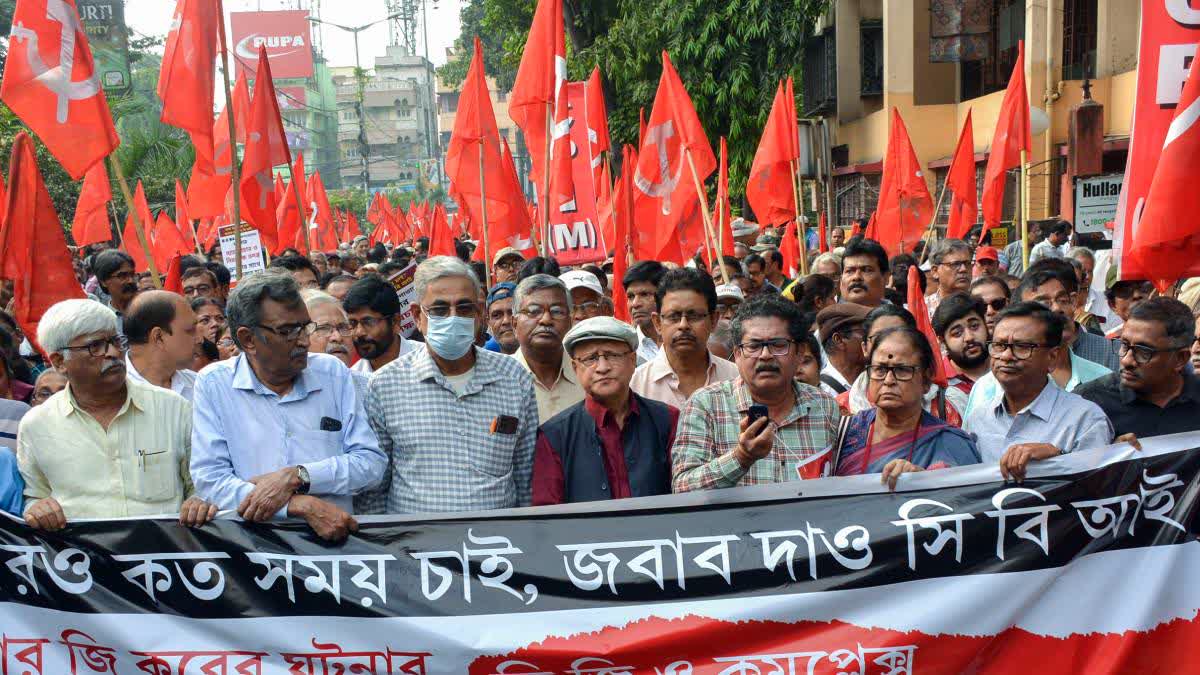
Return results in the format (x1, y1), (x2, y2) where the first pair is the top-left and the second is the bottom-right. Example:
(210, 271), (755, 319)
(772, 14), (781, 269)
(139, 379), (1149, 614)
(230, 10), (315, 80)
(77, 0), (131, 93)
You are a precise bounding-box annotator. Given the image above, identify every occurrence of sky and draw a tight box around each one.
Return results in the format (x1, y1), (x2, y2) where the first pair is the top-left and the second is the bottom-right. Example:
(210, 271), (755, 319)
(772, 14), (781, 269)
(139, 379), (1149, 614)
(124, 0), (464, 69)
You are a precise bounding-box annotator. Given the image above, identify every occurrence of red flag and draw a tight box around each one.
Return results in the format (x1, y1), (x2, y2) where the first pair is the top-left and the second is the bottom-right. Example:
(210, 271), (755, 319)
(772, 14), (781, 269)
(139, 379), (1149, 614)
(716, 137), (735, 257)
(869, 107), (933, 256)
(585, 66), (610, 190)
(499, 137), (535, 253)
(946, 110), (979, 240)
(509, 0), (564, 207)
(189, 74), (251, 218)
(612, 145), (637, 323)
(366, 192), (384, 226)
(344, 212), (362, 241)
(746, 81), (799, 226)
(0, 0), (118, 179)
(818, 212), (829, 254)
(632, 52), (715, 264)
(780, 221), (801, 278)
(0, 132), (86, 352)
(446, 38), (523, 264)
(162, 254), (184, 295)
(980, 41), (1031, 238)
(597, 159), (615, 250)
(72, 161), (112, 247)
(305, 171), (338, 252)
(638, 108), (647, 148)
(158, 0), (221, 174)
(428, 203), (457, 258)
(907, 266), (948, 387)
(1129, 52), (1200, 290)
(121, 181), (154, 272)
(239, 47), (288, 254)
(151, 211), (189, 275)
(175, 179), (196, 252)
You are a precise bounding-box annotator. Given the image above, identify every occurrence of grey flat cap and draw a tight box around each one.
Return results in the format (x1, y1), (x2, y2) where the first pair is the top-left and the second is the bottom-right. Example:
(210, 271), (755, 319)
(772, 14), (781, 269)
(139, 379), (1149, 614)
(563, 316), (638, 354)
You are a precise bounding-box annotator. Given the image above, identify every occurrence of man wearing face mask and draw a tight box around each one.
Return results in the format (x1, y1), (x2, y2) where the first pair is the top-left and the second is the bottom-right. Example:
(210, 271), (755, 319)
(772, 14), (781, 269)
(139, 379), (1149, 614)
(363, 257), (538, 514)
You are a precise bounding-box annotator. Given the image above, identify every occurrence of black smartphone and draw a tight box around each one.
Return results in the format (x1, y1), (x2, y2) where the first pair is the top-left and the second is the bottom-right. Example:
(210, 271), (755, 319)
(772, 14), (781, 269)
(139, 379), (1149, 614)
(747, 404), (770, 427)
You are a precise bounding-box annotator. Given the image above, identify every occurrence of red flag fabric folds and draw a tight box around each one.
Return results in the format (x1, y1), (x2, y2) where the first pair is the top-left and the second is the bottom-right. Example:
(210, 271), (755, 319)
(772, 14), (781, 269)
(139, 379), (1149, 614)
(946, 110), (978, 241)
(980, 41), (1031, 238)
(428, 204), (457, 258)
(0, 132), (86, 352)
(0, 0), (118, 178)
(151, 212), (189, 276)
(72, 161), (113, 247)
(121, 181), (154, 272)
(305, 171), (338, 253)
(509, 0), (564, 206)
(746, 81), (799, 226)
(716, 137), (735, 257)
(612, 145), (637, 323)
(158, 0), (221, 175)
(175, 179), (196, 252)
(907, 266), (949, 387)
(239, 47), (289, 255)
(868, 108), (933, 256)
(585, 67), (610, 191)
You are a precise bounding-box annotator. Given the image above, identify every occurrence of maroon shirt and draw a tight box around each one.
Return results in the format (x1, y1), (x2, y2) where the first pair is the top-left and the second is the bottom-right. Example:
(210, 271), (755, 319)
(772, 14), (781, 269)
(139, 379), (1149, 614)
(532, 395), (679, 506)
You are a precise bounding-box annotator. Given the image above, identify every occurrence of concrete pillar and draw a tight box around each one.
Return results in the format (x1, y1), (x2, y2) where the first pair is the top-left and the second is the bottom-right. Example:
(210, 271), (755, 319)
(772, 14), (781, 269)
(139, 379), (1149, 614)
(836, 0), (864, 123)
(1096, 0), (1140, 78)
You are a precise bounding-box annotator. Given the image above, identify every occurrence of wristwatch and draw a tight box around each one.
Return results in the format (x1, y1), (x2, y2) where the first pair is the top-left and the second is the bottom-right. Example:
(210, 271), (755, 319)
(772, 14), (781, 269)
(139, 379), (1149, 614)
(295, 465), (311, 495)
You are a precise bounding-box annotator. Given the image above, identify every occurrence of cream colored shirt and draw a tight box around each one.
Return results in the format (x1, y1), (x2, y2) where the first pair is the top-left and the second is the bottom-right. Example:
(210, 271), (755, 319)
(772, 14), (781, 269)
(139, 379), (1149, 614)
(630, 349), (740, 410)
(513, 349), (585, 423)
(16, 378), (194, 519)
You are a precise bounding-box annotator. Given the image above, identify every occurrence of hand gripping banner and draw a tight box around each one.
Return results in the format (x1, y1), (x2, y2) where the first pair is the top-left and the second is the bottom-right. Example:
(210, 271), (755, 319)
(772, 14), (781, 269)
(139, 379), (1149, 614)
(1, 433), (1199, 673)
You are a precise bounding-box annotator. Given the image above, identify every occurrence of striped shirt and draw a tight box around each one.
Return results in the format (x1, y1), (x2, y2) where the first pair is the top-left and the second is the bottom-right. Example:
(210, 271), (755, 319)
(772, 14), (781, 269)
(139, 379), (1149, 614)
(672, 378), (841, 493)
(362, 345), (538, 514)
(0, 399), (29, 451)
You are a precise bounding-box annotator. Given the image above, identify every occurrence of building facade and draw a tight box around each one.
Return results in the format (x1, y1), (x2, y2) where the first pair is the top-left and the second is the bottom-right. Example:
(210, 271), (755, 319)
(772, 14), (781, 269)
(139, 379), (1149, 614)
(436, 63), (530, 200)
(805, 0), (1138, 241)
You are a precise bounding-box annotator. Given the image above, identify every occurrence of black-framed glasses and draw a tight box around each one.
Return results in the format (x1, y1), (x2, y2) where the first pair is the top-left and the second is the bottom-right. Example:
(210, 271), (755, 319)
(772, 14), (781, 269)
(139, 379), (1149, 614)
(518, 304), (569, 321)
(659, 311), (710, 325)
(736, 338), (795, 357)
(867, 364), (919, 382)
(182, 283), (214, 297)
(987, 340), (1050, 360)
(494, 259), (522, 272)
(256, 322), (316, 341)
(1114, 339), (1189, 365)
(572, 349), (634, 368)
(346, 316), (392, 331)
(422, 302), (479, 319)
(981, 298), (1008, 312)
(313, 322), (354, 337)
(937, 259), (972, 270)
(62, 336), (123, 358)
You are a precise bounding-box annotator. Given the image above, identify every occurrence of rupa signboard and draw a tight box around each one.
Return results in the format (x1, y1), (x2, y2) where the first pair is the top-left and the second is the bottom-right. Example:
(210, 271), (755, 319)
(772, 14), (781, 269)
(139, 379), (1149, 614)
(230, 10), (314, 80)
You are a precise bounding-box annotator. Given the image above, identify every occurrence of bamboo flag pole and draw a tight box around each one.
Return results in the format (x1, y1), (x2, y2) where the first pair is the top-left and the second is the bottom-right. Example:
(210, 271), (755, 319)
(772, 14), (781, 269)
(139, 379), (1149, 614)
(479, 144), (492, 290)
(108, 157), (161, 288)
(216, 8), (244, 282)
(789, 159), (810, 276)
(684, 149), (728, 285)
(1020, 149), (1030, 269)
(917, 179), (952, 265)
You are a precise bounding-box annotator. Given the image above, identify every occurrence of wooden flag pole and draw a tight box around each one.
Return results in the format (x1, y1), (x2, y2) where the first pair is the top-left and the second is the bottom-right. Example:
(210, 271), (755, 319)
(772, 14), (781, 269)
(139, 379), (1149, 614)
(192, 220), (204, 255)
(217, 15), (244, 281)
(107, 200), (124, 247)
(917, 179), (952, 265)
(789, 159), (810, 277)
(684, 149), (729, 285)
(108, 157), (162, 289)
(1020, 149), (1030, 269)
(479, 146), (492, 290)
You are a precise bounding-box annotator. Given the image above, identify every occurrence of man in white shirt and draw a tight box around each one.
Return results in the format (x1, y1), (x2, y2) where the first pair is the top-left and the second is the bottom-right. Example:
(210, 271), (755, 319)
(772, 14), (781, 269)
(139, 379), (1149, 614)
(123, 290), (200, 401)
(344, 275), (420, 375)
(623, 261), (667, 364)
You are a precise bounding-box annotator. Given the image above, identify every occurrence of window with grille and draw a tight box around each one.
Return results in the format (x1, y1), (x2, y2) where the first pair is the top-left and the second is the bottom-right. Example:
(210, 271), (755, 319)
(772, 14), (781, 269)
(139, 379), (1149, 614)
(959, 0), (1025, 100)
(1062, 0), (1097, 80)
(861, 21), (883, 96)
(803, 29), (837, 116)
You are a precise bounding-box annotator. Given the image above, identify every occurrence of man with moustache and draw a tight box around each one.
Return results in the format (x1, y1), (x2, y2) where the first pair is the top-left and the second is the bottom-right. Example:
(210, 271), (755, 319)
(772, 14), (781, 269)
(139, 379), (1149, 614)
(190, 273), (385, 541)
(970, 275), (1011, 334)
(17, 299), (215, 529)
(344, 276), (421, 376)
(513, 275), (584, 422)
(672, 295), (840, 492)
(1079, 298), (1200, 439)
(933, 293), (991, 397)
(483, 283), (519, 354)
(839, 238), (889, 309)
(631, 269), (738, 410)
(925, 239), (974, 315)
(92, 250), (140, 336)
(532, 317), (679, 505)
(302, 290), (355, 368)
(623, 261), (667, 363)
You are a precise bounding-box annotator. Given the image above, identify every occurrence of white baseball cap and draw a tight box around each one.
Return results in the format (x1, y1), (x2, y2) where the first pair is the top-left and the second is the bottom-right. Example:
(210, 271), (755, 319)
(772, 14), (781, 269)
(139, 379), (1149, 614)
(559, 270), (604, 297)
(715, 284), (745, 301)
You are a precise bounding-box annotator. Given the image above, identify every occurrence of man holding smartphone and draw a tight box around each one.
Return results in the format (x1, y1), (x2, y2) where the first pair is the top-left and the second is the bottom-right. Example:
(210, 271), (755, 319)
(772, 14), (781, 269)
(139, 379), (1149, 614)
(671, 296), (841, 492)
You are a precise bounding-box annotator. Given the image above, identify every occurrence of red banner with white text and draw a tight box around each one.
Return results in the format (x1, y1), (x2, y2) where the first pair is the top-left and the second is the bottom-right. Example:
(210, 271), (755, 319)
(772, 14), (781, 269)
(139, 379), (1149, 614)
(544, 81), (607, 266)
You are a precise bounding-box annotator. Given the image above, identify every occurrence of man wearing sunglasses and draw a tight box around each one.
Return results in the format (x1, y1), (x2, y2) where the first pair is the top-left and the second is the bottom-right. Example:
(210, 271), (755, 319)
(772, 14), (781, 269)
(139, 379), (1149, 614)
(1078, 298), (1200, 440)
(962, 302), (1112, 481)
(190, 273), (385, 541)
(970, 275), (1011, 334)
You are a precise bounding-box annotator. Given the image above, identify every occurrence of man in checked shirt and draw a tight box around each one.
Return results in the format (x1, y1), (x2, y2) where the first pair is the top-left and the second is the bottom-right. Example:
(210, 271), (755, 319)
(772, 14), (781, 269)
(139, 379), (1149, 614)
(672, 295), (841, 492)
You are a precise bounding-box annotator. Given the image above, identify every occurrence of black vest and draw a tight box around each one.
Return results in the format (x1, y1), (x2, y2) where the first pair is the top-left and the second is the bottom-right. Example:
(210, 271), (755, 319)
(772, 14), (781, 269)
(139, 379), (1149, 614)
(540, 394), (674, 503)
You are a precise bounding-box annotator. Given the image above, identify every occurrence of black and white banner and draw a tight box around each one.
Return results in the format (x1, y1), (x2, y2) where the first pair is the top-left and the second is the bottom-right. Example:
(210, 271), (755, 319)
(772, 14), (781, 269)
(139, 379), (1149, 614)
(2, 433), (1200, 673)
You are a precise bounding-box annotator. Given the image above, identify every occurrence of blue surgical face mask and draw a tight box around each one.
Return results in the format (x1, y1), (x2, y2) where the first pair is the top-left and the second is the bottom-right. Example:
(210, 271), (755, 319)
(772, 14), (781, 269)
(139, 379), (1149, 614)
(425, 315), (476, 360)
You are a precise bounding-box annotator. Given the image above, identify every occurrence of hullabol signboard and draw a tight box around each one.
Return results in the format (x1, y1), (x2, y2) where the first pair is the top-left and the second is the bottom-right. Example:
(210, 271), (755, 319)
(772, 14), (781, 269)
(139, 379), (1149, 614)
(1074, 173), (1123, 236)
(1, 434), (1199, 673)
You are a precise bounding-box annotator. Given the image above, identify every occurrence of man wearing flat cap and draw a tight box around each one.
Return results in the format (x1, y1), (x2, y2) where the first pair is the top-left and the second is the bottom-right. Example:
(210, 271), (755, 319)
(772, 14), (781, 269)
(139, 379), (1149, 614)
(531, 317), (679, 505)
(816, 303), (871, 396)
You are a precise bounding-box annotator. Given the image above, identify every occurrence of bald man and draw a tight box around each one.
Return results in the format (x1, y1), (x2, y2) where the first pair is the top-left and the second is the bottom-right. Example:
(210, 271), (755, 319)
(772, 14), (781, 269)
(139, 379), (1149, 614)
(123, 291), (201, 401)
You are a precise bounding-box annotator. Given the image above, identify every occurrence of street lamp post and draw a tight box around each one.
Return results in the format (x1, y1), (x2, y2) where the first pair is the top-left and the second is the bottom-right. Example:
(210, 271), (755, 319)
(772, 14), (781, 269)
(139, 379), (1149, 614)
(308, 14), (403, 196)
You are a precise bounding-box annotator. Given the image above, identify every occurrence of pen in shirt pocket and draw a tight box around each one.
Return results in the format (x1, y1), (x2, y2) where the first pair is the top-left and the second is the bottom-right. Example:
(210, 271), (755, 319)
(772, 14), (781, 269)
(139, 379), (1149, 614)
(137, 449), (166, 470)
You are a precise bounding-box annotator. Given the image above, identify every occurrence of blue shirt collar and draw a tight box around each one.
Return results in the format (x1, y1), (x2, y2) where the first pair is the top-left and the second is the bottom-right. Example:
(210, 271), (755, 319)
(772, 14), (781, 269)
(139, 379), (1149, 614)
(230, 353), (322, 401)
(991, 376), (1060, 422)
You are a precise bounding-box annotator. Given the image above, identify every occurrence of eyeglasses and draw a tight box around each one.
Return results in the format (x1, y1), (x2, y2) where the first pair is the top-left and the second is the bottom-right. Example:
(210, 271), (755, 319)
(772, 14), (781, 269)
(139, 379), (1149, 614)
(1114, 339), (1189, 365)
(422, 302), (479, 319)
(938, 260), (972, 270)
(659, 311), (710, 325)
(256, 322), (316, 341)
(217, 338), (236, 348)
(736, 338), (795, 357)
(987, 340), (1050, 360)
(867, 364), (919, 382)
(183, 284), (214, 297)
(197, 314), (227, 326)
(518, 304), (569, 321)
(31, 388), (58, 404)
(574, 301), (602, 315)
(573, 349), (633, 368)
(494, 259), (522, 272)
(981, 298), (1008, 312)
(62, 336), (123, 358)
(1031, 292), (1075, 309)
(346, 316), (392, 331)
(313, 322), (354, 337)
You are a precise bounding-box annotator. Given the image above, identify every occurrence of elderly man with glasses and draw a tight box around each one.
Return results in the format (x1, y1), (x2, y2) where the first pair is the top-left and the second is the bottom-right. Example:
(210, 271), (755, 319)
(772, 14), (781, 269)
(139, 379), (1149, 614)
(361, 256), (538, 514)
(190, 273), (385, 541)
(672, 295), (841, 492)
(513, 274), (584, 422)
(17, 299), (215, 530)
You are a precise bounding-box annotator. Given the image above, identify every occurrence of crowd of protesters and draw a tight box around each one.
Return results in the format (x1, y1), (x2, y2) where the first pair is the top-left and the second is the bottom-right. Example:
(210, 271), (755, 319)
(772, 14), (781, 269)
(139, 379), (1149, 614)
(3, 219), (1198, 540)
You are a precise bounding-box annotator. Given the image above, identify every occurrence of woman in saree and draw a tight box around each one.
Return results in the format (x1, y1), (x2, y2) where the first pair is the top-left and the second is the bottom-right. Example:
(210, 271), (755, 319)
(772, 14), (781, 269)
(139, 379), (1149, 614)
(832, 327), (980, 489)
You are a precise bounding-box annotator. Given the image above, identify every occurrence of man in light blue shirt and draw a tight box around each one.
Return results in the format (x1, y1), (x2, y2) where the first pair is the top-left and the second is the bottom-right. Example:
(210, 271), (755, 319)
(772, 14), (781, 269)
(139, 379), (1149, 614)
(191, 273), (385, 541)
(964, 302), (1113, 480)
(0, 398), (28, 514)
